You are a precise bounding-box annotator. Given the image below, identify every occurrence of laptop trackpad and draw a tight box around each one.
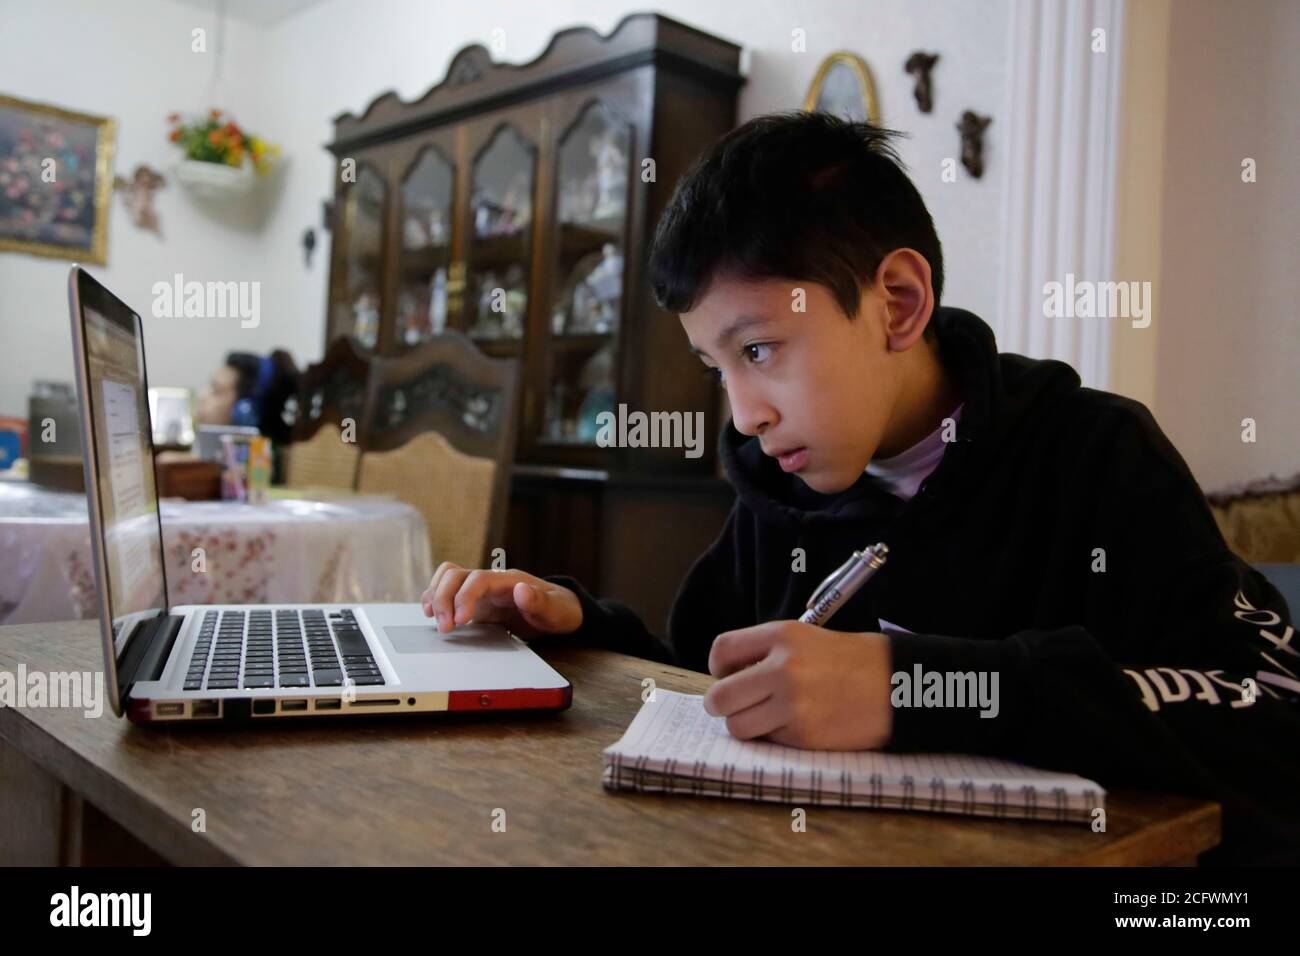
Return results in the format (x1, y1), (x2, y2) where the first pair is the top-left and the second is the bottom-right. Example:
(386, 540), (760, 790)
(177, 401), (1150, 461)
(384, 624), (519, 654)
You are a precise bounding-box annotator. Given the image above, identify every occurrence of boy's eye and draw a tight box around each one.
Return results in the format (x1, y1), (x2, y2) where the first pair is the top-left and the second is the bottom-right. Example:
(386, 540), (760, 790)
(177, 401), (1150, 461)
(699, 343), (775, 385)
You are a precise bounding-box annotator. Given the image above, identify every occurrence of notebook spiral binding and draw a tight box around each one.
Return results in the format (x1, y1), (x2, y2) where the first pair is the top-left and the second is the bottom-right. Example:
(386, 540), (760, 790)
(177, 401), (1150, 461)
(604, 753), (1100, 823)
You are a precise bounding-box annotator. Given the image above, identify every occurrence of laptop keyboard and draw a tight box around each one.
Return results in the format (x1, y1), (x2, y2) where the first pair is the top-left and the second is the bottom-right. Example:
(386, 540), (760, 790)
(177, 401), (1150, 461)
(183, 609), (384, 691)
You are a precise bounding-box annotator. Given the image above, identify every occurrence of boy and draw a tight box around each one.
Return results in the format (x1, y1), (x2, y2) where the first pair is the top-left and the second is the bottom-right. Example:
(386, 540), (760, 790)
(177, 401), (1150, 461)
(423, 111), (1298, 865)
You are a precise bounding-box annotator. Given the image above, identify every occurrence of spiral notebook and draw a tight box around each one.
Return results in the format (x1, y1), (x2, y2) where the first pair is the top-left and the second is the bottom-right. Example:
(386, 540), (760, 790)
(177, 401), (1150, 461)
(603, 690), (1104, 823)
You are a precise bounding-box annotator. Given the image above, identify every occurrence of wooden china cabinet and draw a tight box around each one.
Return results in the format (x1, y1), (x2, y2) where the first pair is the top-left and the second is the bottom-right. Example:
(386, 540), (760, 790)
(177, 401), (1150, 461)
(322, 13), (744, 632)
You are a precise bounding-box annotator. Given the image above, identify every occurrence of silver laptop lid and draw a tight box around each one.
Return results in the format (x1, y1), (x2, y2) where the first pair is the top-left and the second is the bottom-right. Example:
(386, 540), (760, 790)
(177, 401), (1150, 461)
(67, 265), (171, 717)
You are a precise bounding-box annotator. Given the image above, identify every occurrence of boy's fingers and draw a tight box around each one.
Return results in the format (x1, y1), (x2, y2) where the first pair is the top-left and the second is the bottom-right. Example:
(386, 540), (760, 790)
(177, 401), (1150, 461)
(430, 560), (461, 594)
(423, 567), (567, 633)
(704, 656), (778, 717)
(708, 622), (785, 678)
(421, 561), (463, 613)
(721, 694), (788, 741)
(454, 570), (530, 625)
(513, 581), (556, 627)
(453, 570), (496, 624)
(431, 567), (471, 626)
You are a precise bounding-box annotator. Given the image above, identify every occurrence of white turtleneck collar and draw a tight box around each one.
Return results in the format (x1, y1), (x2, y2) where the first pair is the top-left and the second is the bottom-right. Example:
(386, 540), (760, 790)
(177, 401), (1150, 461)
(864, 403), (965, 501)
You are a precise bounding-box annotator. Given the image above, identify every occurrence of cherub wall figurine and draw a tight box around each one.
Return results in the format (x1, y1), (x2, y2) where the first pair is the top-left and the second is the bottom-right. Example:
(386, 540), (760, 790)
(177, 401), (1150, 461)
(113, 164), (166, 236)
(904, 52), (940, 113)
(957, 110), (992, 179)
(302, 227), (316, 267)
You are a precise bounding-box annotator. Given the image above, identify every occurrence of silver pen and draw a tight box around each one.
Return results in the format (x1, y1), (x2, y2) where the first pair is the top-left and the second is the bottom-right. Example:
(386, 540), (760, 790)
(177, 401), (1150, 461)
(799, 543), (890, 627)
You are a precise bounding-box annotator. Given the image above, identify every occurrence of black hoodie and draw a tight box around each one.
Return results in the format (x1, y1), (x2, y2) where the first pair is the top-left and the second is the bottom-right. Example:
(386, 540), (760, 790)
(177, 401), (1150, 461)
(544, 307), (1300, 865)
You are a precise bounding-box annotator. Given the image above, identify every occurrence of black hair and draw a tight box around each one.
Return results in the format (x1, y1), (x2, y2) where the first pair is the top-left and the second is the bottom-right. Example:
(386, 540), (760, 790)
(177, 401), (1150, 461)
(648, 111), (943, 340)
(224, 350), (300, 444)
(225, 351), (262, 400)
(258, 350), (301, 445)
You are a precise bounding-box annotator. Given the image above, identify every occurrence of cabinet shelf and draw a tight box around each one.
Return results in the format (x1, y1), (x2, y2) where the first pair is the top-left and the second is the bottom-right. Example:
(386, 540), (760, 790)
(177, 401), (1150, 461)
(397, 245), (452, 277)
(546, 332), (614, 351)
(557, 219), (623, 258)
(467, 231), (530, 270)
(467, 336), (523, 357)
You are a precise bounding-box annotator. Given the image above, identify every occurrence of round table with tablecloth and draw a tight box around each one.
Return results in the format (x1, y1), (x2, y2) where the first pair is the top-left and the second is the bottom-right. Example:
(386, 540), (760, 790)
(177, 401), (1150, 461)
(0, 480), (433, 624)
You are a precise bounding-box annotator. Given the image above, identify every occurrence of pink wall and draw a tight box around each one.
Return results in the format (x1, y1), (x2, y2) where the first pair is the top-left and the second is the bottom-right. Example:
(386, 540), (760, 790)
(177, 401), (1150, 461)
(1153, 0), (1299, 491)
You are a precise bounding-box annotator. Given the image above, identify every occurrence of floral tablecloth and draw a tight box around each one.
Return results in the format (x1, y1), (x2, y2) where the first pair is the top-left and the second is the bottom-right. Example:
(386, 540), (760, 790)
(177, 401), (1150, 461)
(0, 481), (433, 624)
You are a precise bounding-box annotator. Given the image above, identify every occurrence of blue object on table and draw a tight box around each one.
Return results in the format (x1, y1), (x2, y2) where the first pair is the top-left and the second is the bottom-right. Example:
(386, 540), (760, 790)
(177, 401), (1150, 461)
(230, 398), (260, 428)
(1254, 563), (1299, 618)
(0, 431), (19, 470)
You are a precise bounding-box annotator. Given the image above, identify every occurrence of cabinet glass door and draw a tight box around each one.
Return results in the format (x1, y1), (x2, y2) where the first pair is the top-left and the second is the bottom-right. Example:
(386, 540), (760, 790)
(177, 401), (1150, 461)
(464, 124), (535, 343)
(395, 145), (455, 349)
(540, 101), (630, 445)
(332, 163), (388, 349)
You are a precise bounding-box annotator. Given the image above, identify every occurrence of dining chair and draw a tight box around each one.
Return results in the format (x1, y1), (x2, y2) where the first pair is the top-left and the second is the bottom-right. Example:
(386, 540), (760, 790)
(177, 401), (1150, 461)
(355, 331), (520, 568)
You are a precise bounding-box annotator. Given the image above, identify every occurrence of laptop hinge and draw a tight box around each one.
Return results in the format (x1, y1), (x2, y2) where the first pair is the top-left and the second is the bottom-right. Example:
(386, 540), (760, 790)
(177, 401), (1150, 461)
(116, 614), (185, 710)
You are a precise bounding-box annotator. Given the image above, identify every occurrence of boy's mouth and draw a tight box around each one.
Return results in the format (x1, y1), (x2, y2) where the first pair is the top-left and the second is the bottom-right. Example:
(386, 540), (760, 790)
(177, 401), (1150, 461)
(774, 447), (808, 473)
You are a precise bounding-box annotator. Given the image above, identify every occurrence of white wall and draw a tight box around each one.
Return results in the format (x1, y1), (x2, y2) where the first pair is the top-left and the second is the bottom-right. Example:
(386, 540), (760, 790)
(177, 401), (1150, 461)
(0, 0), (280, 414)
(0, 0), (1014, 419)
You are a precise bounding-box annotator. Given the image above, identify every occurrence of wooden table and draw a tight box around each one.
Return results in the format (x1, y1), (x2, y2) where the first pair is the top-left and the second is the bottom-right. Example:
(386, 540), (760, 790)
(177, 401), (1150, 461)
(0, 621), (1221, 865)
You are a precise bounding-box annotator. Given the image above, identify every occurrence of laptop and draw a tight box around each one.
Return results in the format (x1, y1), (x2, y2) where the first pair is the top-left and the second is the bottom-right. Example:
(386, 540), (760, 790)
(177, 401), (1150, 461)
(67, 265), (572, 723)
(193, 423), (260, 464)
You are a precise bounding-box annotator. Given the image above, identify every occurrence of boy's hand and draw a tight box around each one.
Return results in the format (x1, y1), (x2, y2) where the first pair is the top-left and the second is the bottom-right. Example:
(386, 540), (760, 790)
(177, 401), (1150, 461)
(421, 562), (583, 641)
(703, 621), (894, 751)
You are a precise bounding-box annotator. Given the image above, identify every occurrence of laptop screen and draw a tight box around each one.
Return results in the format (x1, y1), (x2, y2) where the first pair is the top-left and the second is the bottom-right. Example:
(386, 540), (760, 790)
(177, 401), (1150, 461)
(78, 281), (168, 654)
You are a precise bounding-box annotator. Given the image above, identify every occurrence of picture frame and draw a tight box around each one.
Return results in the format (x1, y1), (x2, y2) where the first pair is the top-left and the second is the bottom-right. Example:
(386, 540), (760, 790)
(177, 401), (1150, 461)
(147, 386), (197, 449)
(803, 52), (882, 125)
(0, 93), (116, 265)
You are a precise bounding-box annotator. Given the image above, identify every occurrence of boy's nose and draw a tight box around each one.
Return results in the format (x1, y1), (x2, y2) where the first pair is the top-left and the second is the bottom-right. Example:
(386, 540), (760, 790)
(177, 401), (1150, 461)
(727, 384), (775, 437)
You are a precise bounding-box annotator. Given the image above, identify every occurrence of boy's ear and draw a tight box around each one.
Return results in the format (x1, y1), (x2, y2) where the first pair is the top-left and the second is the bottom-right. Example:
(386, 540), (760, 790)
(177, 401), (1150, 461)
(877, 248), (934, 350)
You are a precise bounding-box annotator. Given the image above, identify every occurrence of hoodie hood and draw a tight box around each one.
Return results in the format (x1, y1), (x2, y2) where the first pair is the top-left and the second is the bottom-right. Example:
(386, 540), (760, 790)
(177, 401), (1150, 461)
(718, 306), (1082, 529)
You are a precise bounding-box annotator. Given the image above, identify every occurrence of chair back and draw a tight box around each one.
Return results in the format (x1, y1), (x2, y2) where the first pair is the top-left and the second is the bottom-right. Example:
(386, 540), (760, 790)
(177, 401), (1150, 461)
(285, 336), (375, 490)
(356, 331), (520, 567)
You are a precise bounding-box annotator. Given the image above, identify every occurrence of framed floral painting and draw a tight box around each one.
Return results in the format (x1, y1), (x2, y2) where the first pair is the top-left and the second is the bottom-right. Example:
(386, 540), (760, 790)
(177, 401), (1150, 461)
(0, 94), (116, 265)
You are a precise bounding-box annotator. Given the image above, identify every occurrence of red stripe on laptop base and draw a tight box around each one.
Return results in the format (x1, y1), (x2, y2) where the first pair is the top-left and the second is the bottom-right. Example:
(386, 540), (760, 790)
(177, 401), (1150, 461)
(447, 686), (573, 712)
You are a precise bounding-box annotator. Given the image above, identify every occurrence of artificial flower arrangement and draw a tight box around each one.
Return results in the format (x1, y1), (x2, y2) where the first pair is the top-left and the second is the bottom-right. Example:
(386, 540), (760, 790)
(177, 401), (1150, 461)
(167, 108), (278, 174)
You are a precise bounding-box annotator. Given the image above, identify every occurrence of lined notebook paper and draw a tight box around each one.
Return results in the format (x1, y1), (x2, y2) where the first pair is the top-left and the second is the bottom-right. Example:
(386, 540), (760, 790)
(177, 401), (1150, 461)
(603, 690), (1105, 824)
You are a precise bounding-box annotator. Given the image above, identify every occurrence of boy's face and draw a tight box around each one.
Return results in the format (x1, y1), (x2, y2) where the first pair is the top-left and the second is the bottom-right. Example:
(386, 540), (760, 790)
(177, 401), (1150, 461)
(682, 273), (902, 495)
(197, 364), (240, 426)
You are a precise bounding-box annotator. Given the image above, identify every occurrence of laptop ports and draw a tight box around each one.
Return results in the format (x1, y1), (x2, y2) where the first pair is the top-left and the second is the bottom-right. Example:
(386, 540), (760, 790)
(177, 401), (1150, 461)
(280, 699), (308, 712)
(192, 699), (219, 718)
(155, 702), (184, 716)
(315, 698), (341, 710)
(252, 699), (276, 715)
